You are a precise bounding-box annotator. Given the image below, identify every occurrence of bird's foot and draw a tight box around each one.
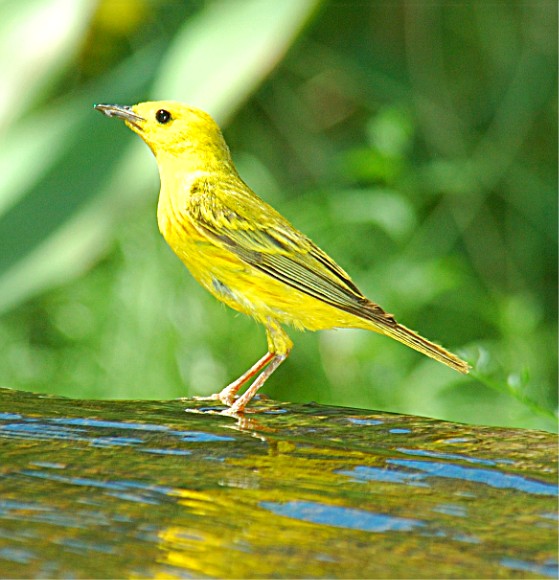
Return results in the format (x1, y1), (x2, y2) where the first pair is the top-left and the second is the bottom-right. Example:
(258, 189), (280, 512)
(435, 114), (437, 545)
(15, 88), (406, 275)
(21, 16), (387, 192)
(191, 393), (220, 402)
(192, 391), (236, 406)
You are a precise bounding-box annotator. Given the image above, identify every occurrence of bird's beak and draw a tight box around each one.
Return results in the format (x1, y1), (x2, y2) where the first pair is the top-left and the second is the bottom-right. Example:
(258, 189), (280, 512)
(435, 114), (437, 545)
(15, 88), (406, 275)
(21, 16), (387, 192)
(94, 103), (144, 129)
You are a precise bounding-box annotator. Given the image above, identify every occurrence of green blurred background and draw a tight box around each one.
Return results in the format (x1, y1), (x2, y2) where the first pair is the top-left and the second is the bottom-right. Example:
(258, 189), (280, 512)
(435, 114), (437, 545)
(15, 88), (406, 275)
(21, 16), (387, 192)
(0, 0), (556, 431)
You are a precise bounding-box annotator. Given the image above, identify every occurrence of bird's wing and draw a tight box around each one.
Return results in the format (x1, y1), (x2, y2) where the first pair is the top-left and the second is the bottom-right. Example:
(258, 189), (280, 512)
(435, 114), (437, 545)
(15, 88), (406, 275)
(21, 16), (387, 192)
(184, 178), (372, 314)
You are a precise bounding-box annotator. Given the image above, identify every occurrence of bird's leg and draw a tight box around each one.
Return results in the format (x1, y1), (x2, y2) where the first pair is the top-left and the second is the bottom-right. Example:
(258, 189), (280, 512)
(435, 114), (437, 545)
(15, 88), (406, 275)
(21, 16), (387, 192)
(223, 354), (285, 415)
(223, 321), (292, 415)
(196, 351), (275, 406)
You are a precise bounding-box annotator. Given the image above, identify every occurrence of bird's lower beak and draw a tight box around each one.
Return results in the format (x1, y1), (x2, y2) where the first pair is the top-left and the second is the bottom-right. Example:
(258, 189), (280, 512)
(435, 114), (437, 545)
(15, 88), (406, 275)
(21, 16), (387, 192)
(94, 103), (144, 129)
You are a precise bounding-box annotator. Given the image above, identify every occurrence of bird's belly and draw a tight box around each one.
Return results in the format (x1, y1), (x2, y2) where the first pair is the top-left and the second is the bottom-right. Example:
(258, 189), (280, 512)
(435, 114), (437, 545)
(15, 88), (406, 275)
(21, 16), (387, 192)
(159, 214), (258, 311)
(159, 208), (362, 331)
(171, 241), (360, 332)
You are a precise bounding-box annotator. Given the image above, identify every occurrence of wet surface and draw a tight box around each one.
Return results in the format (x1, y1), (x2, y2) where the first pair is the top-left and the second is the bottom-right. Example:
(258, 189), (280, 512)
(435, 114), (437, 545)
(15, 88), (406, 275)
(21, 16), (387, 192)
(0, 387), (556, 578)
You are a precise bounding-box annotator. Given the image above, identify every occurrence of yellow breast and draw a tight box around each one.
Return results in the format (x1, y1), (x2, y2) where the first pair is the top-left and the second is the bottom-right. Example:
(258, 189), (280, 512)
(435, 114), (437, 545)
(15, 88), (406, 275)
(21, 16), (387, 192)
(155, 161), (364, 331)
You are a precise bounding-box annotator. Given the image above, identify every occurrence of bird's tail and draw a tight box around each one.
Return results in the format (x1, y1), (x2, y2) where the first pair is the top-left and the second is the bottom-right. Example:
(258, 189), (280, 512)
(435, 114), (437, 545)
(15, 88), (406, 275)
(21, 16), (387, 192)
(358, 301), (470, 374)
(379, 321), (470, 374)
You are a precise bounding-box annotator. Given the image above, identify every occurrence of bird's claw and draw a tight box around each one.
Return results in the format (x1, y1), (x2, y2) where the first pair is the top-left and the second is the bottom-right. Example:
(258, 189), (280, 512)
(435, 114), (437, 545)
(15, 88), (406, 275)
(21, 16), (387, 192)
(193, 392), (237, 406)
(192, 393), (220, 402)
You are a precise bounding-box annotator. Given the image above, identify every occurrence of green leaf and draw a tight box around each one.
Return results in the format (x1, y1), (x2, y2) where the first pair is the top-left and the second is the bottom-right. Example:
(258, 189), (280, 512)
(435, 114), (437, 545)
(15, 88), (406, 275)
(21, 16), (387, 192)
(0, 0), (322, 313)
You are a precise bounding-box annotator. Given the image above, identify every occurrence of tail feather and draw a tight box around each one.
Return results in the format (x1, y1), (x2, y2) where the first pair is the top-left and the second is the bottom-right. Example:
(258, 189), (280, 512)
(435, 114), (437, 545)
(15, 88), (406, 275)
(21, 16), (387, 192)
(358, 301), (470, 374)
(379, 321), (470, 374)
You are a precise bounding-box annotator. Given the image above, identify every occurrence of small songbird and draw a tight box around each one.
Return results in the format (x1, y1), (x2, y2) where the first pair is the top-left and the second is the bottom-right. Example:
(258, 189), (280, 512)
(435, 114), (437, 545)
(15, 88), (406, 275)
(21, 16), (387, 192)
(95, 101), (469, 414)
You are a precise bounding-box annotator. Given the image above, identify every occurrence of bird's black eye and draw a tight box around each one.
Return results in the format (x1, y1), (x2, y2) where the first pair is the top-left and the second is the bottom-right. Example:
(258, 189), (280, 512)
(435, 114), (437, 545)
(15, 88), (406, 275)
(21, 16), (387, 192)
(155, 109), (171, 124)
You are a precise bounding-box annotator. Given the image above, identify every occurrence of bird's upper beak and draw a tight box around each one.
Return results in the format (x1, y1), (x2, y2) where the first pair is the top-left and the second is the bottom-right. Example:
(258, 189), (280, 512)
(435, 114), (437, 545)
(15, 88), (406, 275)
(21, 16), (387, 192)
(94, 103), (144, 129)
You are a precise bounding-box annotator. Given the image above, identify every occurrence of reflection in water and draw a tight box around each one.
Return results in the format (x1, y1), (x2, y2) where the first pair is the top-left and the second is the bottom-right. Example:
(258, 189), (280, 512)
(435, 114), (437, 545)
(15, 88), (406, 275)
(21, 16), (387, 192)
(337, 465), (429, 486)
(0, 389), (556, 578)
(500, 556), (559, 578)
(346, 417), (384, 426)
(432, 503), (468, 517)
(260, 500), (425, 532)
(389, 459), (558, 496)
(20, 470), (176, 499)
(0, 547), (36, 565)
(396, 447), (507, 465)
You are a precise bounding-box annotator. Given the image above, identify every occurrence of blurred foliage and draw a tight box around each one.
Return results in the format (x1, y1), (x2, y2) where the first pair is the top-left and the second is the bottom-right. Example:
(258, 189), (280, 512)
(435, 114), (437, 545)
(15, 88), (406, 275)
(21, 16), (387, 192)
(0, 0), (556, 432)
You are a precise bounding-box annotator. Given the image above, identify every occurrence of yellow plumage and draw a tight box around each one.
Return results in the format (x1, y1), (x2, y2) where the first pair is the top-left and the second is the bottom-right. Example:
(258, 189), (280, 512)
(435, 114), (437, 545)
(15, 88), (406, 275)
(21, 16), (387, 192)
(95, 101), (470, 414)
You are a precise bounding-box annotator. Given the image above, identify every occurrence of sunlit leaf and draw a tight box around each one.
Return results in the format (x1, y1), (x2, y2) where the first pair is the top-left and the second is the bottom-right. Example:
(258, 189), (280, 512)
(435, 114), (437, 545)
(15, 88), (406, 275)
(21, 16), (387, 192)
(153, 0), (322, 121)
(0, 0), (96, 126)
(0, 1), (321, 313)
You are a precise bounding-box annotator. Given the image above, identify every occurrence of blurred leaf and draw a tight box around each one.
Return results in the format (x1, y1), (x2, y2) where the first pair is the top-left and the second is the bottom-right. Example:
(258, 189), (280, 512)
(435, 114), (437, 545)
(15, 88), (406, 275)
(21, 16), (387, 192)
(469, 359), (557, 424)
(153, 0), (322, 122)
(0, 0), (321, 314)
(330, 188), (417, 240)
(0, 43), (164, 313)
(0, 0), (96, 127)
(365, 105), (413, 157)
(0, 105), (80, 215)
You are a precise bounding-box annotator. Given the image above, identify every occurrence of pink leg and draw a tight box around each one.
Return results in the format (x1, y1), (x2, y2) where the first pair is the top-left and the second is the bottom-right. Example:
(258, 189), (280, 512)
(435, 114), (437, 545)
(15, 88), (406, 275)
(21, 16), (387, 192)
(215, 351), (276, 405)
(224, 353), (287, 415)
(195, 320), (293, 414)
(223, 319), (293, 414)
(194, 351), (274, 405)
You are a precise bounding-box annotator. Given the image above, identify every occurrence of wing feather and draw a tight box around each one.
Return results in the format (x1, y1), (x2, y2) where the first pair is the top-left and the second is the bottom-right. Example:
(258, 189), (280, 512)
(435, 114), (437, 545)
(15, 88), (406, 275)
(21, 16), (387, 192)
(185, 178), (373, 315)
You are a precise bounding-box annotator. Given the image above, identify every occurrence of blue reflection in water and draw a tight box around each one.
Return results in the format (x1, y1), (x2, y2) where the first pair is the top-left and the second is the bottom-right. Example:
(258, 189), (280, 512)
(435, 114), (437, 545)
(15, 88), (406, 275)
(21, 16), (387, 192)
(0, 422), (87, 442)
(55, 537), (115, 554)
(339, 458), (556, 497)
(53, 417), (234, 442)
(0, 499), (109, 529)
(169, 431), (233, 442)
(261, 500), (425, 532)
(140, 448), (192, 455)
(500, 557), (558, 578)
(432, 503), (468, 517)
(347, 418), (384, 426)
(50, 418), (171, 431)
(0, 499), (50, 515)
(106, 492), (160, 505)
(0, 414), (234, 451)
(397, 448), (513, 466)
(0, 547), (36, 564)
(389, 460), (558, 496)
(90, 437), (144, 447)
(19, 470), (176, 505)
(337, 465), (429, 487)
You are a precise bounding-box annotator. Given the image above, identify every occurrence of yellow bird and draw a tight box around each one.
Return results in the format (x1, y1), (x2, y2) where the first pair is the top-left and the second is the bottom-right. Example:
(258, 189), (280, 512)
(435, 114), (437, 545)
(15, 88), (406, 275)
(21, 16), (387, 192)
(95, 101), (469, 414)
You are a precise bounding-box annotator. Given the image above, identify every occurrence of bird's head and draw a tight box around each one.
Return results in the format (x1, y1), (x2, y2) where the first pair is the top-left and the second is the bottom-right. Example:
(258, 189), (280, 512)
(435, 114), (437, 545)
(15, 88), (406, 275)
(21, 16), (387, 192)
(95, 101), (232, 168)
